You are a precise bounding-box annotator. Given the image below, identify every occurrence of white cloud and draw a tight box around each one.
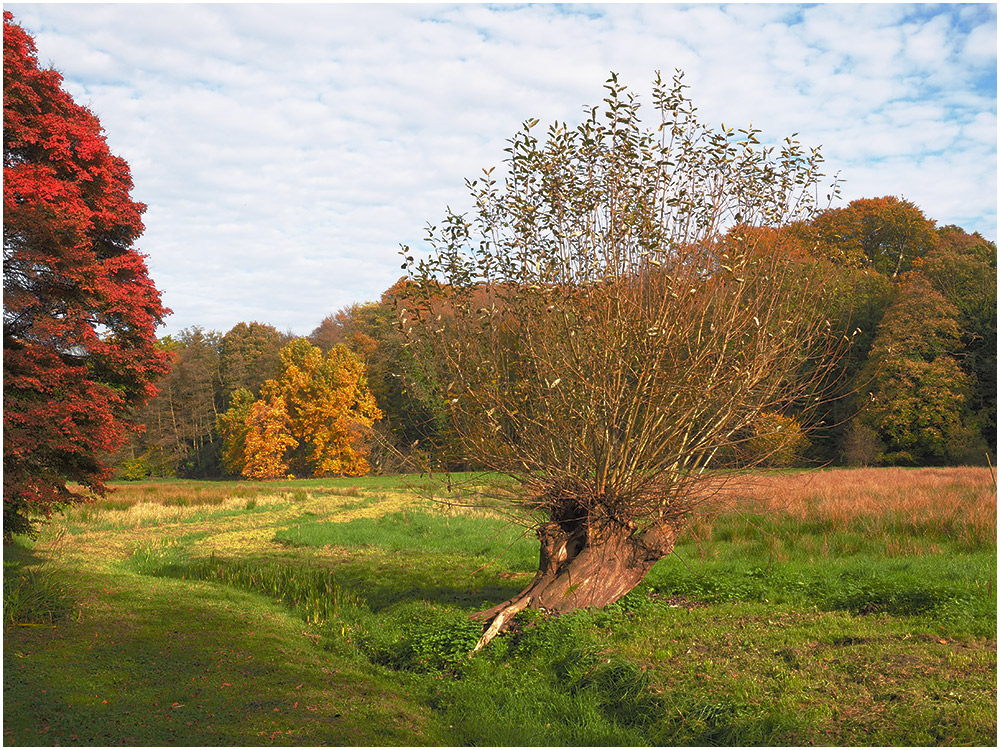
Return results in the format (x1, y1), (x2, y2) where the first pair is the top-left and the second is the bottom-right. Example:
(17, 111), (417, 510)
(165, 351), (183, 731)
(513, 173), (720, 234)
(963, 19), (998, 62)
(7, 2), (996, 337)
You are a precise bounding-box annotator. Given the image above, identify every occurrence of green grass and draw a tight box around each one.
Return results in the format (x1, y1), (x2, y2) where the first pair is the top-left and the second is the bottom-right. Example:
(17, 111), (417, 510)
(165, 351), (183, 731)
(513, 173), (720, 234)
(4, 469), (996, 745)
(651, 545), (995, 637)
(4, 567), (444, 746)
(274, 508), (538, 568)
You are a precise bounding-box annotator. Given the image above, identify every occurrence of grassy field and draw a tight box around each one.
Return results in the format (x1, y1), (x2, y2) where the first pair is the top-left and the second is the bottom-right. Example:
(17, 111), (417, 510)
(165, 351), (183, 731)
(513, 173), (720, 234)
(3, 467), (996, 746)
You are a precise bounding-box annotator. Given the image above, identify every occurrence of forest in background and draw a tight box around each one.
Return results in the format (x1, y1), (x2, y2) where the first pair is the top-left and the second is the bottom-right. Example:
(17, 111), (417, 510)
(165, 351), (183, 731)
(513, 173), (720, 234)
(114, 196), (996, 481)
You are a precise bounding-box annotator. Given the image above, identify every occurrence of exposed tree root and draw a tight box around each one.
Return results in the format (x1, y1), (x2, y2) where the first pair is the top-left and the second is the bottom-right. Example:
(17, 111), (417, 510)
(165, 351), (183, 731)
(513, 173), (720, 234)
(470, 520), (678, 652)
(471, 595), (532, 652)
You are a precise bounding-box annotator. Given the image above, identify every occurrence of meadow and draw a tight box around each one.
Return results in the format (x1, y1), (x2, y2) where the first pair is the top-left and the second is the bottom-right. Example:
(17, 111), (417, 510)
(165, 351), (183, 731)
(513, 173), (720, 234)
(3, 467), (996, 746)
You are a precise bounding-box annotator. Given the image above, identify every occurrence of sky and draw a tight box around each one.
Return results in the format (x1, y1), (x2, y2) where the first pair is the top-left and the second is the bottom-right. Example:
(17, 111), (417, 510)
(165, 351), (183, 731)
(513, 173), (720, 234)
(7, 2), (997, 338)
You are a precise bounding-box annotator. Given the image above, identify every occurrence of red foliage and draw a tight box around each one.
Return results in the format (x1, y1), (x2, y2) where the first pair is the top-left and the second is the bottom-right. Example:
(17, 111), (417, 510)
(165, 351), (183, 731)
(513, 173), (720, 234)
(3, 12), (170, 536)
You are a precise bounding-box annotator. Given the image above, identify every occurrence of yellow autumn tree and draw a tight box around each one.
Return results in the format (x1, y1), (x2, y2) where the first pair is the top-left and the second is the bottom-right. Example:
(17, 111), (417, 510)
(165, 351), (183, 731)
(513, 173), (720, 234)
(216, 388), (255, 475)
(747, 412), (810, 468)
(272, 339), (382, 476)
(217, 338), (381, 479)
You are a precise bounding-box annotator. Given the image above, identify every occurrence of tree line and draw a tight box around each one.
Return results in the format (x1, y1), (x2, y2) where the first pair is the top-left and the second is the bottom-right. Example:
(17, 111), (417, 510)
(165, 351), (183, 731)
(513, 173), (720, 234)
(112, 195), (995, 481)
(5, 6), (994, 553)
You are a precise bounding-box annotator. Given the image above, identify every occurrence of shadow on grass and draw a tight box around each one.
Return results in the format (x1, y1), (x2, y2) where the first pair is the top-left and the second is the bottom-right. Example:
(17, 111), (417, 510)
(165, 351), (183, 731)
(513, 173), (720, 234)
(3, 570), (444, 746)
(318, 551), (530, 613)
(362, 577), (525, 613)
(3, 539), (47, 567)
(140, 547), (528, 617)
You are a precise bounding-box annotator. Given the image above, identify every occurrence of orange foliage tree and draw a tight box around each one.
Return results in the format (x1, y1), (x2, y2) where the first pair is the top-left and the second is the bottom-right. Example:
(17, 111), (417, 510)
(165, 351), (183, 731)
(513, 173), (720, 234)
(241, 398), (298, 480)
(809, 196), (936, 277)
(216, 339), (382, 478)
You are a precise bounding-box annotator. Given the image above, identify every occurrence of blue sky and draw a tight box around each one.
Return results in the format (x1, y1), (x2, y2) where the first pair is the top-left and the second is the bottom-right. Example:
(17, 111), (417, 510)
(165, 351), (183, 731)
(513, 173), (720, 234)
(7, 2), (997, 337)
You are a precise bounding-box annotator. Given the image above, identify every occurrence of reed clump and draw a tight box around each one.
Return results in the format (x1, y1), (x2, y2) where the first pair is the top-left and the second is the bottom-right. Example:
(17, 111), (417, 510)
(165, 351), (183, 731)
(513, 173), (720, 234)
(132, 548), (364, 625)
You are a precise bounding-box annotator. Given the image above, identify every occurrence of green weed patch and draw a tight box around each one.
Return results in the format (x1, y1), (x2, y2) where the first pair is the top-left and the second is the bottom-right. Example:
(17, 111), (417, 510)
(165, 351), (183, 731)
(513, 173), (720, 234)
(132, 547), (365, 626)
(274, 508), (538, 570)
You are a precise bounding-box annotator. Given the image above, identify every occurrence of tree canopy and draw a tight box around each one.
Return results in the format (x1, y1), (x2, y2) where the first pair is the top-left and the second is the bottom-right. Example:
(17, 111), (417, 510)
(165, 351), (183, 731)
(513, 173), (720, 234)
(809, 196), (937, 277)
(112, 207), (993, 485)
(216, 338), (382, 479)
(3, 11), (169, 536)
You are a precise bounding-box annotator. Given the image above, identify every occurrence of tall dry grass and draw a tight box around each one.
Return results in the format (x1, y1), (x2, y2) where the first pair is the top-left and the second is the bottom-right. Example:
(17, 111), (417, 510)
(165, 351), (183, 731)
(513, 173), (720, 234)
(715, 467), (997, 551)
(61, 481), (285, 530)
(98, 481), (261, 508)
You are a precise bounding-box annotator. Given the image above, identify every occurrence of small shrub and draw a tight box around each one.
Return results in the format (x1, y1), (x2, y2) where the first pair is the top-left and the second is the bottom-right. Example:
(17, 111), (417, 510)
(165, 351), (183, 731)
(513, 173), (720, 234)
(116, 457), (152, 481)
(748, 412), (809, 468)
(842, 423), (885, 466)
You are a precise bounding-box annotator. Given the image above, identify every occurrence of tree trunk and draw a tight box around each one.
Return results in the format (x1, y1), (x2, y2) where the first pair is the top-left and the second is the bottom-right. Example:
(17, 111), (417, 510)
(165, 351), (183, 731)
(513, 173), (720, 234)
(472, 519), (676, 650)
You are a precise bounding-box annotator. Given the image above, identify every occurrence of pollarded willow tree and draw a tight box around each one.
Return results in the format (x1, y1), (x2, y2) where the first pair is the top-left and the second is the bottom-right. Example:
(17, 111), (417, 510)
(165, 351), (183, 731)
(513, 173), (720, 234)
(401, 72), (846, 647)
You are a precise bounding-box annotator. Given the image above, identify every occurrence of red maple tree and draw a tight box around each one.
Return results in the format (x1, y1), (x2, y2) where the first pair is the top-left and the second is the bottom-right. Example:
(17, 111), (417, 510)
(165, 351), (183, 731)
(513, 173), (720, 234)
(3, 11), (170, 537)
